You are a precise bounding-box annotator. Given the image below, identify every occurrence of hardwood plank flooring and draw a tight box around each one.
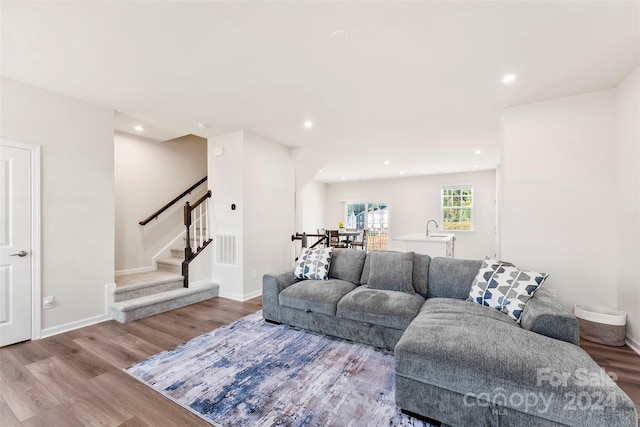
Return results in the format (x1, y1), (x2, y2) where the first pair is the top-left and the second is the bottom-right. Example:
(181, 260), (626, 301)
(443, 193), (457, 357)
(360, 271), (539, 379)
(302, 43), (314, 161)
(0, 296), (638, 426)
(579, 338), (640, 416)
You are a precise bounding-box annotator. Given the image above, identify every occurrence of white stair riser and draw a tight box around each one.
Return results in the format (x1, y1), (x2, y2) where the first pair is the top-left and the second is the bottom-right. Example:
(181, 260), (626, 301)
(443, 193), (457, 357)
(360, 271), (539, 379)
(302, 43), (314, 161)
(113, 279), (183, 302)
(170, 248), (185, 258)
(157, 260), (181, 274)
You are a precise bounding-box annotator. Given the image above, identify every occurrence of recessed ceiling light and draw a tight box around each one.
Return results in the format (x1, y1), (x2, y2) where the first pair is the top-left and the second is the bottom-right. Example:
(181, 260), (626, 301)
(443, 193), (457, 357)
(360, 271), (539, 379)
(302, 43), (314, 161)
(134, 125), (144, 132)
(341, 177), (346, 181)
(400, 171), (405, 175)
(196, 122), (211, 129)
(474, 164), (480, 168)
(331, 29), (350, 44)
(318, 169), (323, 173)
(384, 161), (390, 165)
(303, 120), (313, 128)
(501, 73), (517, 84)
(474, 149), (482, 155)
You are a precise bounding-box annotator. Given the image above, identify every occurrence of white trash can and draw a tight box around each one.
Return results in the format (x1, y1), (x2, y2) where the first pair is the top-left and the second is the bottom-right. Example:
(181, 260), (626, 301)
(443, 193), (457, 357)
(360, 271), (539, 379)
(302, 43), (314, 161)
(574, 304), (627, 346)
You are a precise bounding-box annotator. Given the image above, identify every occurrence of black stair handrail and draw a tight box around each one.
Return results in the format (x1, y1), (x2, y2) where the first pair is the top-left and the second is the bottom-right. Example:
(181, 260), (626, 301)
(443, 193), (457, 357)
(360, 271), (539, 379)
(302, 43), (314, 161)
(139, 176), (208, 225)
(291, 232), (327, 261)
(182, 190), (213, 287)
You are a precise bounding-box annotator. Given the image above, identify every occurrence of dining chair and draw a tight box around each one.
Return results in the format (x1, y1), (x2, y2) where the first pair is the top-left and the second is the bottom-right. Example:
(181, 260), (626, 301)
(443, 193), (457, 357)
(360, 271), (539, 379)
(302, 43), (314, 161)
(328, 230), (347, 248)
(349, 229), (368, 251)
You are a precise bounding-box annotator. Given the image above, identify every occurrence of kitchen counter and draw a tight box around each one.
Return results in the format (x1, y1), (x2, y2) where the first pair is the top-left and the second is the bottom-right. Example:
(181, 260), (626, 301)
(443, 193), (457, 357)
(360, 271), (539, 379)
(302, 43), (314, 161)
(393, 233), (455, 257)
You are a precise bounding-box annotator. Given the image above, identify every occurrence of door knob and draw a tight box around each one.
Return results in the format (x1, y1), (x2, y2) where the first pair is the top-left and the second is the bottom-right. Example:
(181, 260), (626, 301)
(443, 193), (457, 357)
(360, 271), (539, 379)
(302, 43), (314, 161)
(10, 250), (28, 257)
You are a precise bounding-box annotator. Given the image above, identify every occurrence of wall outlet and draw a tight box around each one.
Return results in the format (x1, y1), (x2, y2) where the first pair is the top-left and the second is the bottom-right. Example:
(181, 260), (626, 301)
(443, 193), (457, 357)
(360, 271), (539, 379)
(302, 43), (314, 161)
(43, 296), (55, 310)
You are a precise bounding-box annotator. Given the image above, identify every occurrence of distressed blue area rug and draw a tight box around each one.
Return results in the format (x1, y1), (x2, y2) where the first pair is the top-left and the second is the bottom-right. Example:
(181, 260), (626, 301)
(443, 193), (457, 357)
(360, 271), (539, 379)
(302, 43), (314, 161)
(125, 311), (433, 426)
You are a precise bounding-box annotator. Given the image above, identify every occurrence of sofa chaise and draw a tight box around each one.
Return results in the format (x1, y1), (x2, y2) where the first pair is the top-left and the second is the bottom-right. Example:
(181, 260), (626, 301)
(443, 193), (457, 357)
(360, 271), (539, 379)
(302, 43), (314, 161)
(262, 248), (637, 427)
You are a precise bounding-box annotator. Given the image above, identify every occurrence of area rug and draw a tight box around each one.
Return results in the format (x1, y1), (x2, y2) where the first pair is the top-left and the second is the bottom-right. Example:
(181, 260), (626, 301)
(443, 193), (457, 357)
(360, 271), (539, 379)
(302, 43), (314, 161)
(125, 311), (434, 426)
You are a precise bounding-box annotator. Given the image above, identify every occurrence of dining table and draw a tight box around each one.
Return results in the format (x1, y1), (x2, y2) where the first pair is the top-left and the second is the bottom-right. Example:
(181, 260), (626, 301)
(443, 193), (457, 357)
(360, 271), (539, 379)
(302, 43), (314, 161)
(338, 230), (361, 246)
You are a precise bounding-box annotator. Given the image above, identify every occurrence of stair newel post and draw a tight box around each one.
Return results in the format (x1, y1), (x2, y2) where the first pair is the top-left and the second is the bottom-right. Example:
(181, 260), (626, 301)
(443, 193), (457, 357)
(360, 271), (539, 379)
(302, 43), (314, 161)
(183, 201), (192, 287)
(198, 203), (203, 249)
(205, 198), (210, 242)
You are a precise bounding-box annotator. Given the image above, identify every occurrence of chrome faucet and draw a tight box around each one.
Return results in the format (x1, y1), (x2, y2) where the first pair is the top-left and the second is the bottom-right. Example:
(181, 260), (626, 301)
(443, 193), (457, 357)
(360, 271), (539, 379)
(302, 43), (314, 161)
(426, 219), (438, 237)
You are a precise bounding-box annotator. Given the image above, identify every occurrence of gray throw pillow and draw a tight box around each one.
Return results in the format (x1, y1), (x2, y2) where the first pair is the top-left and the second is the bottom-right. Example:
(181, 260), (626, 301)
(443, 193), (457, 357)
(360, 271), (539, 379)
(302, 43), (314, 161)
(367, 251), (415, 294)
(412, 253), (431, 298)
(328, 248), (367, 284)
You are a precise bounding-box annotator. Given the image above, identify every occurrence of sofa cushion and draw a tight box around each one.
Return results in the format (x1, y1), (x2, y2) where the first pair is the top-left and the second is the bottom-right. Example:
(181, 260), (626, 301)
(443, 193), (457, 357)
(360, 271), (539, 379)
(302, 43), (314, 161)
(426, 257), (482, 300)
(279, 279), (357, 316)
(361, 252), (431, 297)
(412, 253), (431, 298)
(336, 287), (425, 330)
(328, 248), (367, 285)
(367, 251), (415, 293)
(359, 250), (377, 285)
(519, 289), (579, 344)
(471, 264), (548, 323)
(294, 247), (333, 280)
(396, 298), (637, 427)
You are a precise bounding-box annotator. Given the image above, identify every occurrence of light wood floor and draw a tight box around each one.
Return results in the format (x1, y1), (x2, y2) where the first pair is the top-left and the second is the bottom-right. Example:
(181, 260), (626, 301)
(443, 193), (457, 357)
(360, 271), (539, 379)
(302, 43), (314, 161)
(1, 297), (638, 426)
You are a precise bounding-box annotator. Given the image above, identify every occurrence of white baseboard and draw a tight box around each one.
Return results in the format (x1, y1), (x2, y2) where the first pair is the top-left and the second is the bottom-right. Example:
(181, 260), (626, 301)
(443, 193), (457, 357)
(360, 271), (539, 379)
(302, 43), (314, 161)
(625, 335), (640, 355)
(219, 288), (262, 302)
(39, 283), (115, 339)
(243, 289), (262, 301)
(115, 266), (154, 276)
(152, 229), (186, 262)
(40, 313), (113, 338)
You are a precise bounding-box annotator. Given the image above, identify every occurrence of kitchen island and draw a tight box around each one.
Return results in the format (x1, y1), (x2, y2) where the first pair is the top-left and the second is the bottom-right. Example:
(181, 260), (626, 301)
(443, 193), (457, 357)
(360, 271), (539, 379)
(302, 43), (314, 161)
(393, 233), (455, 258)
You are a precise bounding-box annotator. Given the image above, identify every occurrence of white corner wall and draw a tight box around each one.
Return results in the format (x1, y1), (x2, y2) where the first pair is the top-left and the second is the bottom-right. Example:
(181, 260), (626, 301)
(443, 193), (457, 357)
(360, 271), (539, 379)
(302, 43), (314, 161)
(208, 131), (294, 300)
(324, 170), (497, 260)
(1, 77), (114, 333)
(114, 131), (207, 273)
(614, 67), (640, 349)
(501, 90), (618, 310)
(296, 180), (327, 233)
(208, 132), (245, 299)
(243, 132), (295, 296)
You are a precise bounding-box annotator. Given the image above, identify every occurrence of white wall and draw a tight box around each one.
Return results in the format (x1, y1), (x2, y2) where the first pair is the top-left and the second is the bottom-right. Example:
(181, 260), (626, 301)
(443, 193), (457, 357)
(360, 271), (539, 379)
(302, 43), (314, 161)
(324, 170), (496, 260)
(114, 131), (207, 272)
(501, 90), (618, 310)
(296, 180), (327, 233)
(1, 77), (114, 333)
(208, 132), (245, 299)
(614, 67), (640, 349)
(243, 132), (295, 296)
(208, 131), (294, 300)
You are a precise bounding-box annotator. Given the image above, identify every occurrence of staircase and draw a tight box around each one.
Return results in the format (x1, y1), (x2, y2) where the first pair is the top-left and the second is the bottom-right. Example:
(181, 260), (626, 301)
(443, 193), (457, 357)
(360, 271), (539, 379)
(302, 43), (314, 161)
(111, 244), (219, 323)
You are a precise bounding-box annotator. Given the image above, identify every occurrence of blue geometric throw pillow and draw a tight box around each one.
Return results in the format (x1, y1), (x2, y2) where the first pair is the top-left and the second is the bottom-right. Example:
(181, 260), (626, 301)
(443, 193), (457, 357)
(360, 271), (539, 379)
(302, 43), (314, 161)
(474, 265), (548, 323)
(467, 256), (502, 303)
(294, 247), (333, 280)
(485, 265), (548, 322)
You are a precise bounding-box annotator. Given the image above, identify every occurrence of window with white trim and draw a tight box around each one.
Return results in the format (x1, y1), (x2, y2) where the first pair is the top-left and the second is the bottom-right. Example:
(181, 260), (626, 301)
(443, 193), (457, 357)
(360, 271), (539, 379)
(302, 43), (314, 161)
(344, 201), (389, 250)
(441, 185), (473, 231)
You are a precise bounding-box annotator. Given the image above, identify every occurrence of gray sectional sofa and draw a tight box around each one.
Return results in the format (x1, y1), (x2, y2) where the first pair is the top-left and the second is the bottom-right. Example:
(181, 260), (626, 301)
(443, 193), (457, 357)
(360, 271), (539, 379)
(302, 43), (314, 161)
(262, 249), (638, 427)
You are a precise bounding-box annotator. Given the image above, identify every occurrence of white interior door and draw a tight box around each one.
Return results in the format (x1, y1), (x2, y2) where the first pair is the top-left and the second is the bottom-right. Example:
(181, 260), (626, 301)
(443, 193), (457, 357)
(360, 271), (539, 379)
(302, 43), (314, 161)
(0, 145), (32, 346)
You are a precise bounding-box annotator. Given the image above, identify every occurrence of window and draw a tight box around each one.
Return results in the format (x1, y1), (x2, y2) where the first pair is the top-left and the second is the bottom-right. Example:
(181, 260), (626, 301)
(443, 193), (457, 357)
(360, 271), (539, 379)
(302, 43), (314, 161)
(441, 185), (473, 231)
(345, 201), (389, 250)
